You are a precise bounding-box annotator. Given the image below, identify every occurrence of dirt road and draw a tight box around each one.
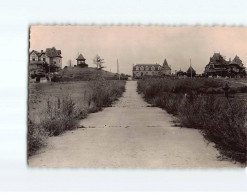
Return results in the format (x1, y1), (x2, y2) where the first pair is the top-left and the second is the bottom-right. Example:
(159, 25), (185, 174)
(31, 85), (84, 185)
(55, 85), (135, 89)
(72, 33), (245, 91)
(28, 81), (242, 168)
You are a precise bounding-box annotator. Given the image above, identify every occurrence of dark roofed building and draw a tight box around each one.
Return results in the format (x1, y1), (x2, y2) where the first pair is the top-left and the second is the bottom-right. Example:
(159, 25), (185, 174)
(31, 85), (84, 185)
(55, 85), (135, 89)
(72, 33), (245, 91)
(132, 59), (171, 78)
(76, 53), (88, 68)
(186, 66), (196, 77)
(161, 59), (171, 75)
(176, 69), (187, 78)
(133, 64), (162, 78)
(29, 47), (63, 78)
(205, 53), (245, 77)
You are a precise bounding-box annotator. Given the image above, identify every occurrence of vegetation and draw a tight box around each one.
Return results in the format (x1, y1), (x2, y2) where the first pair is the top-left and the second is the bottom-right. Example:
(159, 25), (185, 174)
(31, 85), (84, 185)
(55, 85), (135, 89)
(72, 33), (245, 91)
(51, 67), (129, 82)
(88, 80), (126, 112)
(28, 80), (126, 156)
(138, 78), (247, 164)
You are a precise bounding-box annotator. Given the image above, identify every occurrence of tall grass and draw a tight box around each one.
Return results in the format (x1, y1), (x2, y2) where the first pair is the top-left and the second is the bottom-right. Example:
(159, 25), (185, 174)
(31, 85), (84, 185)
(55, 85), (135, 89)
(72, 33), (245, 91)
(28, 80), (126, 156)
(138, 78), (247, 164)
(88, 80), (126, 112)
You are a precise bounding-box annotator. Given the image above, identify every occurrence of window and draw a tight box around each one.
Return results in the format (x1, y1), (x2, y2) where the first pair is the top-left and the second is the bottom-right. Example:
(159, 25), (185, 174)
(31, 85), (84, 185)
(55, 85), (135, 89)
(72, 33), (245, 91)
(151, 66), (155, 71)
(32, 57), (35, 61)
(140, 66), (144, 71)
(136, 66), (139, 71)
(43, 58), (46, 61)
(54, 61), (56, 65)
(145, 66), (149, 71)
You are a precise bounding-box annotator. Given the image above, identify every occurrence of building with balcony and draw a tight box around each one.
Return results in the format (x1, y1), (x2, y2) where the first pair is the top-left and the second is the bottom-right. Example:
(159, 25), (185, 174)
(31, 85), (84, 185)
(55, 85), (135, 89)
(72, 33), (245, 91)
(204, 53), (245, 77)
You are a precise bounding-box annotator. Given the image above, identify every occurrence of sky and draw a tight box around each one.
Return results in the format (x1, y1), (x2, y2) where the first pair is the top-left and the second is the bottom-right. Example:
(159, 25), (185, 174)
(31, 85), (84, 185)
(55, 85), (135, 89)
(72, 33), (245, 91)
(30, 26), (247, 75)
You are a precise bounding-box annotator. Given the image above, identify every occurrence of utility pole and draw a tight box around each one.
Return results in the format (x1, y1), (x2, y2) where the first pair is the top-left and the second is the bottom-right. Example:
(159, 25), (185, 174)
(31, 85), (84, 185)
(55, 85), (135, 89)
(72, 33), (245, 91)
(190, 58), (192, 78)
(117, 59), (120, 80)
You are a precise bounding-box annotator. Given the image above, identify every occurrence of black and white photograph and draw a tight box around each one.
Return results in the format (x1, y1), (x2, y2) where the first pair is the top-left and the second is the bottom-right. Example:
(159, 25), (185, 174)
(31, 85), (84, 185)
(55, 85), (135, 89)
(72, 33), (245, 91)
(28, 26), (247, 168)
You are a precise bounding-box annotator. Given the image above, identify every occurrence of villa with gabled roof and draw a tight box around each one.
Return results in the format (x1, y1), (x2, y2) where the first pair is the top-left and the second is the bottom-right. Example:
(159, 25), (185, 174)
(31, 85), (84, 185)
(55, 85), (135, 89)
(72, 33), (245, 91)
(204, 53), (245, 77)
(29, 47), (63, 77)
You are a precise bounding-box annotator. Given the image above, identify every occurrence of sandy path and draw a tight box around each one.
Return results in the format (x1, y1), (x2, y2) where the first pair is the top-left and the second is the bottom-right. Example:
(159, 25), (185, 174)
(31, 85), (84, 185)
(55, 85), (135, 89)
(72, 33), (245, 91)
(28, 81), (242, 168)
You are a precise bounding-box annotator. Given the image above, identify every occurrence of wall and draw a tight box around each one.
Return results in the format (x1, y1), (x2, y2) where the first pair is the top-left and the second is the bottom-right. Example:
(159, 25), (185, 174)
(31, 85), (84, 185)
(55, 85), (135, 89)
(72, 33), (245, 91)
(52, 57), (62, 68)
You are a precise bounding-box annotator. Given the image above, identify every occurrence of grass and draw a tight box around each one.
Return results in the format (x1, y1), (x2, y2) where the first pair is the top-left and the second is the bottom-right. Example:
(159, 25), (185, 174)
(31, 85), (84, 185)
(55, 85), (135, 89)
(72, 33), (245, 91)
(138, 77), (247, 164)
(51, 67), (129, 82)
(28, 80), (126, 156)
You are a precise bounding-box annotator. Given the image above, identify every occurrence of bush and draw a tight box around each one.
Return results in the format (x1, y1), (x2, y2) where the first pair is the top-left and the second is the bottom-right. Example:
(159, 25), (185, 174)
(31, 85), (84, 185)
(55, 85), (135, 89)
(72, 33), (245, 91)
(138, 78), (247, 163)
(89, 80), (126, 109)
(28, 80), (126, 156)
(27, 122), (47, 156)
(178, 95), (247, 163)
(41, 96), (80, 136)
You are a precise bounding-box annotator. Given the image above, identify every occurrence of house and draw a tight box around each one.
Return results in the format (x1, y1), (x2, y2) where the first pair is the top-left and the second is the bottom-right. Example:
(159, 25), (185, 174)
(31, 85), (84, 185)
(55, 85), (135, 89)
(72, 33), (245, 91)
(76, 54), (88, 68)
(204, 53), (246, 77)
(45, 47), (62, 68)
(161, 59), (172, 76)
(132, 59), (171, 79)
(186, 66), (196, 77)
(29, 47), (62, 77)
(176, 69), (187, 78)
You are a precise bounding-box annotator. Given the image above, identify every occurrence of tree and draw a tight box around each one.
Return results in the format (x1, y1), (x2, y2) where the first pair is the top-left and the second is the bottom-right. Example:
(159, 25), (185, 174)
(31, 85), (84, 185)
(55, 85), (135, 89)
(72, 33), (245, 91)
(67, 59), (73, 67)
(93, 54), (105, 70)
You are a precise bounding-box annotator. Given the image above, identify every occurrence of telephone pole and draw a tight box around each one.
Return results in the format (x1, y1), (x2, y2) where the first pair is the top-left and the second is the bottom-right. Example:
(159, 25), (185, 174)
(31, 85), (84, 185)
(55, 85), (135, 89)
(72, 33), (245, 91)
(190, 58), (192, 78)
(117, 59), (120, 80)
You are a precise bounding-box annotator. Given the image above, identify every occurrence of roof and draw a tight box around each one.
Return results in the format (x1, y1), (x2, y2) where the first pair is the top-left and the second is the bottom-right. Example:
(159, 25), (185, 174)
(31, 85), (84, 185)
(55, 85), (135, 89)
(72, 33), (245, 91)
(45, 47), (62, 58)
(210, 53), (226, 63)
(135, 64), (161, 67)
(76, 54), (86, 60)
(163, 59), (168, 67)
(231, 55), (244, 66)
(30, 50), (39, 56)
(187, 66), (196, 73)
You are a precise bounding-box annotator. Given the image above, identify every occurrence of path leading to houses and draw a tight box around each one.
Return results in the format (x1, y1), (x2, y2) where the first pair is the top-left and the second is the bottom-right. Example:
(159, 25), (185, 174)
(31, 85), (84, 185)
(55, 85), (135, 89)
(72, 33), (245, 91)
(28, 81), (242, 168)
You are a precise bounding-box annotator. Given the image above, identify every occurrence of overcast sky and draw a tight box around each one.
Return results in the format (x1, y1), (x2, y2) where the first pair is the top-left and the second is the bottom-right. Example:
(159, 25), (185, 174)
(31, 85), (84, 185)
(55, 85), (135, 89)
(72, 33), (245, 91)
(30, 26), (247, 75)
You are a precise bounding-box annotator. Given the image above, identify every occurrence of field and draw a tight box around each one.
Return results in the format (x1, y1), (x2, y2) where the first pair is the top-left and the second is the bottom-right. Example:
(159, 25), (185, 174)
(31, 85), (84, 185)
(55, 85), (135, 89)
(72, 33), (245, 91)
(29, 82), (90, 123)
(138, 78), (247, 164)
(28, 80), (126, 156)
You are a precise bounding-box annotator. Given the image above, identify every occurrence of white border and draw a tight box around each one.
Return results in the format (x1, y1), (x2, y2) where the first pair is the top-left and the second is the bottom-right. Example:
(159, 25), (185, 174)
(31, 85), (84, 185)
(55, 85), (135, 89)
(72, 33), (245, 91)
(0, 0), (247, 192)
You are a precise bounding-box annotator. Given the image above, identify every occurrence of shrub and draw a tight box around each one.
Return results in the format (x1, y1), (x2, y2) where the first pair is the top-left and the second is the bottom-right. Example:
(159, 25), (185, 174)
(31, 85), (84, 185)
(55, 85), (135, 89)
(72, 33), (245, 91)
(41, 96), (80, 136)
(28, 80), (126, 156)
(138, 78), (247, 164)
(27, 122), (47, 156)
(89, 80), (126, 109)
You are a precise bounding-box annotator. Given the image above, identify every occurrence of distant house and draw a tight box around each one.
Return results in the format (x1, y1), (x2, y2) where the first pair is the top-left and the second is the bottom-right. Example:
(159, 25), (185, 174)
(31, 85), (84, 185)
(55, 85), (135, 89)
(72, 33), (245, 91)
(45, 47), (63, 68)
(161, 59), (172, 76)
(204, 53), (246, 77)
(176, 69), (187, 78)
(29, 47), (62, 77)
(186, 66), (196, 77)
(76, 54), (88, 68)
(132, 59), (171, 79)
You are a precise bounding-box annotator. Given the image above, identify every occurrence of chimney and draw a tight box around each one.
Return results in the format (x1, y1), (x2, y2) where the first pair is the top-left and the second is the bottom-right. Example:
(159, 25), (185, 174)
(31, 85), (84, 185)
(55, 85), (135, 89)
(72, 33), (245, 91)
(41, 50), (43, 53)
(229, 58), (231, 62)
